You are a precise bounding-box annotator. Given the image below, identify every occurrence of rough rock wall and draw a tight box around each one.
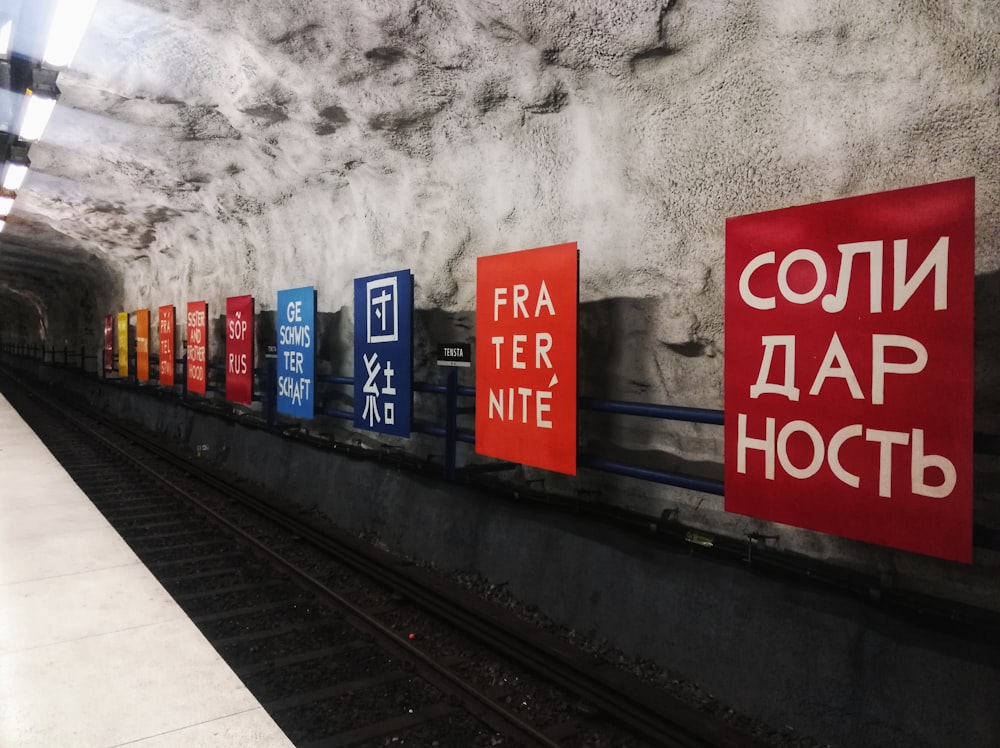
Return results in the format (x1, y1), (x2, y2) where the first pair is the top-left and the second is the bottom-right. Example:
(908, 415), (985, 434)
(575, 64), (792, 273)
(5, 2), (1000, 593)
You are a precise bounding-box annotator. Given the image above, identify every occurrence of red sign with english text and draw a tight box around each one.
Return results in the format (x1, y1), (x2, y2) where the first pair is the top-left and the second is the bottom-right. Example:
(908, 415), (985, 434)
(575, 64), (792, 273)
(226, 295), (254, 405)
(158, 305), (175, 386)
(186, 301), (208, 395)
(725, 178), (974, 562)
(476, 243), (578, 475)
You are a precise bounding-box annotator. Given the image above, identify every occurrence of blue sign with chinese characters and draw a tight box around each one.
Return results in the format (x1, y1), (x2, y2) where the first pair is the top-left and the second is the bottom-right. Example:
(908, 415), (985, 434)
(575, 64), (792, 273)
(277, 286), (315, 418)
(354, 270), (412, 436)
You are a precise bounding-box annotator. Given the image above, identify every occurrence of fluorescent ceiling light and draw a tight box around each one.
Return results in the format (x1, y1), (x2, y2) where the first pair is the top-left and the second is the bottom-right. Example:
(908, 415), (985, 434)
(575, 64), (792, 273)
(0, 195), (13, 216)
(2, 163), (28, 191)
(0, 20), (12, 58)
(19, 91), (57, 141)
(43, 0), (99, 68)
(0, 219), (6, 234)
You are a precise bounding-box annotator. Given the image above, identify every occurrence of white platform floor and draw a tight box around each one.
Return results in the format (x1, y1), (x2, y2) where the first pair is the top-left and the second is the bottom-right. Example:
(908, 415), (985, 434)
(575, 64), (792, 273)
(0, 392), (294, 747)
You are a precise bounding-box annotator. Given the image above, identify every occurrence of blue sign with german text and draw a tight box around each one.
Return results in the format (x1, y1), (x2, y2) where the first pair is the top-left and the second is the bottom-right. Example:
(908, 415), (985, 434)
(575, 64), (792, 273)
(277, 286), (315, 418)
(354, 270), (412, 436)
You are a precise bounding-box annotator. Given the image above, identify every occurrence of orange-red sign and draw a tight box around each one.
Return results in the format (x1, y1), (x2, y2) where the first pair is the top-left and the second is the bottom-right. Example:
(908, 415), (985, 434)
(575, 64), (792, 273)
(136, 309), (150, 382)
(186, 301), (208, 395)
(158, 305), (175, 386)
(725, 178), (974, 562)
(476, 242), (578, 475)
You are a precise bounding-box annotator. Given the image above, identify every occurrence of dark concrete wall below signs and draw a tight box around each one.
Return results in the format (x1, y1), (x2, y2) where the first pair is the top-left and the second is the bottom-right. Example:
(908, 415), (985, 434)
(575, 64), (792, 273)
(31, 365), (998, 748)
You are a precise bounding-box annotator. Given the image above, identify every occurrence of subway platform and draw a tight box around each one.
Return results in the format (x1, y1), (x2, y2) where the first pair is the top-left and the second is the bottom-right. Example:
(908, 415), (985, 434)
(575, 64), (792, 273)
(0, 392), (294, 747)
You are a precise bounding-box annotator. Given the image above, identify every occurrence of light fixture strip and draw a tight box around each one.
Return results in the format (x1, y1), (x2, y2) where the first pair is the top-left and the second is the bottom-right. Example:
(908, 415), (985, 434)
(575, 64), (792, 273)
(2, 163), (28, 192)
(43, 0), (99, 69)
(19, 90), (58, 142)
(0, 195), (13, 216)
(0, 19), (12, 58)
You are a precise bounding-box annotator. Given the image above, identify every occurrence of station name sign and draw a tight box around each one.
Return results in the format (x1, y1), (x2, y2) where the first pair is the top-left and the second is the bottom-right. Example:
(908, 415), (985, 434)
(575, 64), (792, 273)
(436, 343), (471, 367)
(476, 242), (578, 475)
(724, 178), (974, 562)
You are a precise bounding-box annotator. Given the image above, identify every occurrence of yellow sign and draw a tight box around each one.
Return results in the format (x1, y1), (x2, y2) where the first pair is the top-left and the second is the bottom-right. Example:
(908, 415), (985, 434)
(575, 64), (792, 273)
(117, 311), (129, 377)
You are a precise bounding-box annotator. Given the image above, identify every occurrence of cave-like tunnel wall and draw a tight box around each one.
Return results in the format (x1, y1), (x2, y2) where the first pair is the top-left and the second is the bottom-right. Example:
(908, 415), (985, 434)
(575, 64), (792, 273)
(0, 1), (998, 610)
(0, 219), (120, 346)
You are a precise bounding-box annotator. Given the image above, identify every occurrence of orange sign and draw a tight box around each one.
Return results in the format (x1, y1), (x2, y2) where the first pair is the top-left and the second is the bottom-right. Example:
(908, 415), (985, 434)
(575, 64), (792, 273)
(136, 309), (150, 382)
(476, 242), (578, 475)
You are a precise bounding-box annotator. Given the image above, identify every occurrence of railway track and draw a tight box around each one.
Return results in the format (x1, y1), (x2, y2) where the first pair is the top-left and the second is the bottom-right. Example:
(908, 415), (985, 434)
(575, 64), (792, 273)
(3, 370), (766, 747)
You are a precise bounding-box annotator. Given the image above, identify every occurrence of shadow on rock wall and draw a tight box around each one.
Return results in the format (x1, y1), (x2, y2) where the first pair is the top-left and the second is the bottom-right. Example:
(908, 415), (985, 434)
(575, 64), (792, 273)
(974, 269), (999, 434)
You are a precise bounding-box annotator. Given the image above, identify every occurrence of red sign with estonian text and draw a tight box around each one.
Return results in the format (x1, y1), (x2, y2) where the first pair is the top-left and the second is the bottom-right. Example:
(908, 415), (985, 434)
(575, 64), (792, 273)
(226, 295), (254, 405)
(186, 301), (208, 395)
(158, 305), (175, 386)
(136, 309), (150, 382)
(103, 314), (114, 372)
(476, 242), (578, 475)
(725, 178), (974, 562)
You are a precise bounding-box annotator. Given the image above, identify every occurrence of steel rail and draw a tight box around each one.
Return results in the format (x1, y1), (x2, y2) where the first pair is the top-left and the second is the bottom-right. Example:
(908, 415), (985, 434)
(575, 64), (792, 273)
(30, 396), (562, 748)
(70, 401), (764, 748)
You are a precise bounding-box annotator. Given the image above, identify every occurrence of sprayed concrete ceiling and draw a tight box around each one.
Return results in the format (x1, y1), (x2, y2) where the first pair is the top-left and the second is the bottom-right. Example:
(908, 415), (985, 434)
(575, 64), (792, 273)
(0, 0), (998, 422)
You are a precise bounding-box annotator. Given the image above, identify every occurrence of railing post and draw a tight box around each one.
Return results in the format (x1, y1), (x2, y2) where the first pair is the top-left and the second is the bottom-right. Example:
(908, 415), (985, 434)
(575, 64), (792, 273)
(445, 368), (458, 481)
(266, 357), (277, 428)
(181, 354), (188, 399)
(63, 346), (68, 366)
(80, 346), (86, 371)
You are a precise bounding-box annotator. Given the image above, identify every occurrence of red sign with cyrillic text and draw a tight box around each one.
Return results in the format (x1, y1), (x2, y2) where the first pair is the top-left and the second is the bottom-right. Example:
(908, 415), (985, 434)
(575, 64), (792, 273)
(158, 305), (175, 386)
(186, 301), (208, 395)
(725, 178), (974, 562)
(476, 242), (578, 475)
(225, 295), (254, 405)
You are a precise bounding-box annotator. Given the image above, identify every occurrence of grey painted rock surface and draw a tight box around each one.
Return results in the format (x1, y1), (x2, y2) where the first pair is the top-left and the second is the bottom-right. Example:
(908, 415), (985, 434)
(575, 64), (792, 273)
(2, 0), (999, 638)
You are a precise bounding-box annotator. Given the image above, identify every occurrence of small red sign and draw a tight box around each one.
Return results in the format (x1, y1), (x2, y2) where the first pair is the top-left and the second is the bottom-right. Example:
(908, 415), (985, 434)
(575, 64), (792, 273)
(136, 309), (150, 382)
(158, 305), (175, 386)
(476, 242), (578, 475)
(725, 178), (974, 562)
(226, 295), (254, 405)
(103, 314), (114, 372)
(186, 301), (208, 395)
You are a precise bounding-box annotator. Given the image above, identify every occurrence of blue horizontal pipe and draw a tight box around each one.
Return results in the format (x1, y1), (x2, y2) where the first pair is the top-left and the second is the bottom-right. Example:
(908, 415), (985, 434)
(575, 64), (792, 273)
(578, 454), (724, 495)
(415, 382), (447, 394)
(317, 375), (353, 385)
(414, 424), (446, 437)
(578, 397), (723, 426)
